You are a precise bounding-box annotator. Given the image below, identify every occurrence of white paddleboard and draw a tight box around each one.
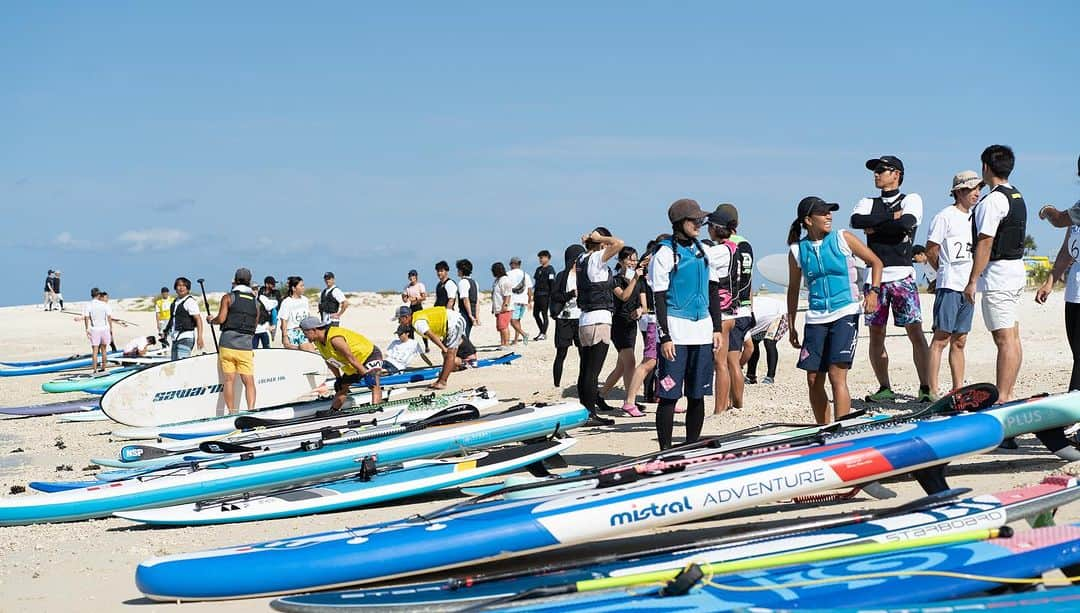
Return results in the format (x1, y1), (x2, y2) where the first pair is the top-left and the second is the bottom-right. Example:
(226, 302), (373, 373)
(101, 349), (330, 427)
(756, 252), (791, 287)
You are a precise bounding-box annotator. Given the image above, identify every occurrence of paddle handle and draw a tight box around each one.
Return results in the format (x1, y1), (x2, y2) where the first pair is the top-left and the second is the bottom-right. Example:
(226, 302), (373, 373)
(196, 278), (219, 351)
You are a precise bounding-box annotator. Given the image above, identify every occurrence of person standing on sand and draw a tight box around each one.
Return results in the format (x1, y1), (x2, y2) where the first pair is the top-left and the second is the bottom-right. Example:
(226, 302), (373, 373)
(301, 316), (383, 408)
(491, 262), (513, 349)
(964, 145), (1026, 404)
(624, 238), (661, 407)
(402, 269), (428, 351)
(163, 277), (205, 360)
(1037, 154), (1080, 392)
(507, 257), (533, 346)
(253, 276), (280, 349)
(319, 272), (348, 326)
(533, 250), (556, 341)
(50, 271), (64, 311)
(549, 244), (585, 388)
(456, 259), (480, 340)
(210, 268), (259, 414)
(575, 227), (623, 428)
(711, 203), (754, 413)
(597, 246), (648, 417)
(851, 155), (932, 403)
(433, 261), (458, 311)
(788, 196), (882, 425)
(650, 200), (720, 449)
(924, 171), (981, 396)
(703, 206), (739, 416)
(83, 288), (119, 372)
(154, 287), (174, 338)
(279, 276), (316, 352)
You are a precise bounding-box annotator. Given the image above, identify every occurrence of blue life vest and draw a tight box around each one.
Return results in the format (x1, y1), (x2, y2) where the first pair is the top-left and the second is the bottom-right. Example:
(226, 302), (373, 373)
(665, 239), (710, 321)
(799, 231), (859, 314)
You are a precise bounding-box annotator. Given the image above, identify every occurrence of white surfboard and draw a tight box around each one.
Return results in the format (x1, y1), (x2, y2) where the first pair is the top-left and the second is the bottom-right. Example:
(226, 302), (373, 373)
(756, 253), (792, 287)
(101, 349), (330, 427)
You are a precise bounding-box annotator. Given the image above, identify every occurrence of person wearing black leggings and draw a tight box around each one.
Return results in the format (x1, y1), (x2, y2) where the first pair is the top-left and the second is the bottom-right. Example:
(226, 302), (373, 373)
(574, 227), (624, 427)
(649, 199), (723, 450)
(533, 250), (556, 341)
(550, 244), (586, 387)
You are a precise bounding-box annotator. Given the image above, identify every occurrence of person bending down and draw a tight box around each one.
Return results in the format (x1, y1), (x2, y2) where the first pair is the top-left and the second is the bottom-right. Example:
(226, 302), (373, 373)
(395, 305), (472, 389)
(301, 317), (383, 409)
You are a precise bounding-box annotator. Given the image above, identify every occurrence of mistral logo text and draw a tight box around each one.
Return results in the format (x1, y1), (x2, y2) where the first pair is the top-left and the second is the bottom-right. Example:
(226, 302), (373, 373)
(152, 384), (224, 402)
(609, 496), (693, 527)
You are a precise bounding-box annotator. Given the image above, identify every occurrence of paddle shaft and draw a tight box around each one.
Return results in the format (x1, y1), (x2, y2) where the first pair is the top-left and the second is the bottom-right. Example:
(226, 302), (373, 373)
(195, 278), (219, 350)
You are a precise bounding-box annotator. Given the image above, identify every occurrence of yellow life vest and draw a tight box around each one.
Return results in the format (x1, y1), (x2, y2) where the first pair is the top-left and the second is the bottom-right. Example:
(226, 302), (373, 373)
(412, 307), (448, 338)
(317, 326), (375, 375)
(155, 296), (175, 322)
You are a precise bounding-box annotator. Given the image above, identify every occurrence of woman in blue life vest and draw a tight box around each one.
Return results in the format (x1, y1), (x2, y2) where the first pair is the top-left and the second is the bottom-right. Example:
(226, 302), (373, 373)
(648, 199), (725, 450)
(786, 196), (882, 425)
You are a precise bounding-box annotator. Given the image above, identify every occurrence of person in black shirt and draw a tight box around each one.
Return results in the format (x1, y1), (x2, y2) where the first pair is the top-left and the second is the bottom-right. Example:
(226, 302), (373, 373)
(533, 250), (556, 341)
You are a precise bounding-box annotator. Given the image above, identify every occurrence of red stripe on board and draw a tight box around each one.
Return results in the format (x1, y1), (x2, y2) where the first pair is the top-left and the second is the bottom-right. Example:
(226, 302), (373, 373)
(825, 448), (894, 482)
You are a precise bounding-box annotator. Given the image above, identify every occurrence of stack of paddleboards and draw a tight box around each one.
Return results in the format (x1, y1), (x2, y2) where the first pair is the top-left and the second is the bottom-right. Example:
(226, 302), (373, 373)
(0, 399), (590, 525)
(133, 409), (1005, 600)
(0, 351), (122, 377)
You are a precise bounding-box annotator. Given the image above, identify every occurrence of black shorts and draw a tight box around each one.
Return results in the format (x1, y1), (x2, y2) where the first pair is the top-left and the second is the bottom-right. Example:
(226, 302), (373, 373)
(334, 372), (362, 393)
(612, 319), (638, 351)
(728, 316), (754, 351)
(554, 318), (580, 349)
(458, 336), (477, 360)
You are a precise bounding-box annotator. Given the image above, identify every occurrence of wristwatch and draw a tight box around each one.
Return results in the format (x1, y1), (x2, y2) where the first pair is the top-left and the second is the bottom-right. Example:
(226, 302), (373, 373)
(868, 286), (882, 296)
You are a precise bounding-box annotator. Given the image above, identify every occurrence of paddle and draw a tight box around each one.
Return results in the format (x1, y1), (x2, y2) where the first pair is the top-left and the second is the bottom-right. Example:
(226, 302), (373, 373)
(231, 388), (469, 430)
(481, 527), (1010, 607)
(196, 404), (481, 455)
(196, 278), (219, 351)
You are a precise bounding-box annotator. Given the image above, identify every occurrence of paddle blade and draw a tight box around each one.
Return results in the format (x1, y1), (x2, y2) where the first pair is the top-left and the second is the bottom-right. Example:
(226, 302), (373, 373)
(942, 382), (1000, 414)
(416, 404), (481, 429)
(198, 440), (258, 454)
(119, 445), (173, 463)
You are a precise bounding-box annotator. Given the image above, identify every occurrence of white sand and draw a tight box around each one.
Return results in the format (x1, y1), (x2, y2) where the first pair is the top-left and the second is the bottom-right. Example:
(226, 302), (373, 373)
(0, 290), (1078, 611)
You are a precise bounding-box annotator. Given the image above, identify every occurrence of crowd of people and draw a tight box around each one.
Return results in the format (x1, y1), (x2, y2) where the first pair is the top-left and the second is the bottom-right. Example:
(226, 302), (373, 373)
(63, 146), (1080, 450)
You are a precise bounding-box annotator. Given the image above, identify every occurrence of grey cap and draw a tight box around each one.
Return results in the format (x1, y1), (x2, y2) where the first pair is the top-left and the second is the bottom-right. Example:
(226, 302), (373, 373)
(392, 305), (412, 320)
(509, 256), (522, 266)
(299, 316), (329, 331)
(234, 267), (252, 285)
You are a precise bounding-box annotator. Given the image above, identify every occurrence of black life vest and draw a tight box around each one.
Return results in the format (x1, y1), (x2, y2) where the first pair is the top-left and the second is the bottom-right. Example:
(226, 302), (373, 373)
(575, 252), (615, 314)
(319, 286), (341, 317)
(435, 279), (451, 307)
(169, 295), (196, 333)
(256, 289), (278, 324)
(865, 194), (915, 267)
(973, 185), (1027, 261)
(221, 289), (257, 335)
(458, 277), (478, 319)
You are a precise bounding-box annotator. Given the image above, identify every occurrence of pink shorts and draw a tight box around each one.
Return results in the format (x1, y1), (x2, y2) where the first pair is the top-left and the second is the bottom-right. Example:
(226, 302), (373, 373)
(90, 329), (111, 347)
(495, 311), (512, 332)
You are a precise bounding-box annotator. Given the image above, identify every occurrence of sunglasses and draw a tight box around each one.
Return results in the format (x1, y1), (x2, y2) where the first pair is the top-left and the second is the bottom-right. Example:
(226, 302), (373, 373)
(873, 165), (898, 174)
(687, 218), (705, 227)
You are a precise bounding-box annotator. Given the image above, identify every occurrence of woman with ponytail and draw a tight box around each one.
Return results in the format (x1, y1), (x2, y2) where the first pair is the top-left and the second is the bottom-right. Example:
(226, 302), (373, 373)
(787, 196), (882, 424)
(648, 199), (723, 450)
(575, 226), (624, 426)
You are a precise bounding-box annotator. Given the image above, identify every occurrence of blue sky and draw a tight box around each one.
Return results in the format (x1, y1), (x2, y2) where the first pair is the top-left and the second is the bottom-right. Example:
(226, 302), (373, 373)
(3, 1), (1077, 306)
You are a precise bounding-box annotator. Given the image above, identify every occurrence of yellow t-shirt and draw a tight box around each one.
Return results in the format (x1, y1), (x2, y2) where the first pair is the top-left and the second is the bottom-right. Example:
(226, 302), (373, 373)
(155, 296), (175, 322)
(412, 307), (448, 338)
(317, 327), (375, 375)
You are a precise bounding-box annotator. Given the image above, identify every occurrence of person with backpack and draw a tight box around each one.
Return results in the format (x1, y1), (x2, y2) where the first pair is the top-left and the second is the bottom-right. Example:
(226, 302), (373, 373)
(507, 257), (533, 345)
(253, 276), (280, 349)
(549, 244), (586, 388)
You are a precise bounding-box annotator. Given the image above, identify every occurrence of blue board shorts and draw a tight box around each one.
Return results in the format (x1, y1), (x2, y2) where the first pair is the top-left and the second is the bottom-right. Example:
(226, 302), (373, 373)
(511, 304), (527, 320)
(932, 288), (974, 335)
(798, 314), (859, 372)
(656, 344), (715, 400)
(728, 316), (753, 351)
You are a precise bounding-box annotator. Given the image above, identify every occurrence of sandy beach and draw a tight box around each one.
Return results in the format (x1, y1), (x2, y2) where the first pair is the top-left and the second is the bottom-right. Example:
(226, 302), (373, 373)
(1, 288), (1078, 612)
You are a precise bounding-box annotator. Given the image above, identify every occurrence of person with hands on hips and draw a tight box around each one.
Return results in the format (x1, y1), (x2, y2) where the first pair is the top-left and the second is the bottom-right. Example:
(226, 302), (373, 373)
(787, 196), (882, 425)
(648, 199), (722, 450)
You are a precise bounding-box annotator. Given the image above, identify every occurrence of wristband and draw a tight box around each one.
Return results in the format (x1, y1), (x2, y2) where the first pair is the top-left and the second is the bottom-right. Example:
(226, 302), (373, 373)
(868, 286), (882, 296)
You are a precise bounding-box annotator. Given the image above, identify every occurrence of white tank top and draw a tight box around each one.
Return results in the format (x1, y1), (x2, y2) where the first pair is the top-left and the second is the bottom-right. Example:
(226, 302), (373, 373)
(1066, 225), (1080, 303)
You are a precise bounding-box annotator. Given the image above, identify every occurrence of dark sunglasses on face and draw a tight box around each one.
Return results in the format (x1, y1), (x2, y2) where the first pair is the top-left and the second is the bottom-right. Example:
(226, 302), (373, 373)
(874, 165), (897, 174)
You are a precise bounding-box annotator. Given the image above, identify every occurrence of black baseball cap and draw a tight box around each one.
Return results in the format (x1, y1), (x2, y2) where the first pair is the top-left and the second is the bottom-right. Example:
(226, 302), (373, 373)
(797, 196), (840, 218)
(264, 276), (277, 285)
(865, 155), (905, 173)
(408, 269), (418, 277)
(707, 203), (738, 228)
(323, 271), (335, 279)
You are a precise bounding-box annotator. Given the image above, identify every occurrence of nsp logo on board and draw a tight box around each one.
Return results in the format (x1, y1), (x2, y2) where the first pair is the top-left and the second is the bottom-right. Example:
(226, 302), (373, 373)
(152, 384), (224, 402)
(609, 496), (693, 527)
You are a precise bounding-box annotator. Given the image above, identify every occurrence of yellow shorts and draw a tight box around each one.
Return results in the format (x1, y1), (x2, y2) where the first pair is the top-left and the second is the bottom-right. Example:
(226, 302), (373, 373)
(219, 347), (254, 375)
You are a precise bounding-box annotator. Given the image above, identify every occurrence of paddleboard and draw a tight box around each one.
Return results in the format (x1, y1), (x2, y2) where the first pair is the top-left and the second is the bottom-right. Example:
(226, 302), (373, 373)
(271, 475), (1080, 611)
(57, 409), (110, 422)
(115, 438), (576, 525)
(0, 399), (99, 417)
(484, 524), (1080, 611)
(0, 402), (588, 525)
(738, 584), (1080, 613)
(0, 351), (122, 377)
(373, 352), (520, 386)
(101, 349), (330, 427)
(756, 253), (791, 287)
(1, 353), (90, 367)
(134, 412), (1003, 601)
(41, 366), (140, 393)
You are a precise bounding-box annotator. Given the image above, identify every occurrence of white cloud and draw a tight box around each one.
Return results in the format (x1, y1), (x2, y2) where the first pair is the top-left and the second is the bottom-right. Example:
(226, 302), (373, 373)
(116, 228), (191, 253)
(53, 231), (93, 250)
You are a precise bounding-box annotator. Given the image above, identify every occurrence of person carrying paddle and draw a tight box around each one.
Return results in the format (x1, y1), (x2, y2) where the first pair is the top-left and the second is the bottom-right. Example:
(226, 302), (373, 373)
(648, 199), (720, 449)
(300, 316), (383, 408)
(787, 196), (882, 425)
(163, 277), (206, 360)
(395, 305), (476, 389)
